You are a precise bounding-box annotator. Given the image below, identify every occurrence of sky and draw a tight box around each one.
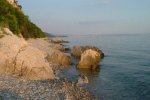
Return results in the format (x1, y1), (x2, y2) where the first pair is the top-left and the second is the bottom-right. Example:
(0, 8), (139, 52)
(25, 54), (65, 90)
(18, 0), (150, 35)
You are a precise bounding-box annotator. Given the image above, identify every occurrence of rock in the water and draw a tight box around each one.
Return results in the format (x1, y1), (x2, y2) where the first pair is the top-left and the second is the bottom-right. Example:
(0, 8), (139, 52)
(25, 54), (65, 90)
(77, 75), (89, 85)
(72, 45), (83, 58)
(47, 50), (71, 66)
(77, 49), (101, 69)
(83, 46), (104, 58)
(72, 45), (104, 59)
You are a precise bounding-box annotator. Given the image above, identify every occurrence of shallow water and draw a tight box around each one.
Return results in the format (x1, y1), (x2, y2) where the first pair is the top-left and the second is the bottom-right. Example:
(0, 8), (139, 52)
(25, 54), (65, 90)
(59, 34), (150, 100)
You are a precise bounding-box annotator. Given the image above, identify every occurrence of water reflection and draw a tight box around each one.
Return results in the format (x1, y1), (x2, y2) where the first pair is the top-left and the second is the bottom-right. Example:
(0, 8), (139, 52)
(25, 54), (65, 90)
(77, 66), (101, 83)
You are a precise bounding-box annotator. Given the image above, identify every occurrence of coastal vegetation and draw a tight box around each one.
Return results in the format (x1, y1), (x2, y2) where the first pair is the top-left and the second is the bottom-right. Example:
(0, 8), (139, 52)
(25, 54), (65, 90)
(0, 0), (45, 38)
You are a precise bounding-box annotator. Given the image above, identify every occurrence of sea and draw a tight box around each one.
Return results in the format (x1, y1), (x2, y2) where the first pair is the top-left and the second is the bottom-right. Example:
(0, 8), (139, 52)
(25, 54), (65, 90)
(58, 33), (150, 100)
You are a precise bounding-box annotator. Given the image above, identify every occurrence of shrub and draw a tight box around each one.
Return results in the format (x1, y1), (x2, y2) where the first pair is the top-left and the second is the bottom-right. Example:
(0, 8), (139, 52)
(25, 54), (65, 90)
(0, 0), (45, 38)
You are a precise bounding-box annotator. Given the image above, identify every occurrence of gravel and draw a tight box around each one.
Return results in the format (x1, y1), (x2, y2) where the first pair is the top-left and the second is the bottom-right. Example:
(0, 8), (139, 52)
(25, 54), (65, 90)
(0, 75), (95, 100)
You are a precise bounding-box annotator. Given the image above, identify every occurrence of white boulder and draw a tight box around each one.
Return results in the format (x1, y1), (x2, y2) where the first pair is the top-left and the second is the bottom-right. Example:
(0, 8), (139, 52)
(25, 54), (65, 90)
(77, 49), (101, 69)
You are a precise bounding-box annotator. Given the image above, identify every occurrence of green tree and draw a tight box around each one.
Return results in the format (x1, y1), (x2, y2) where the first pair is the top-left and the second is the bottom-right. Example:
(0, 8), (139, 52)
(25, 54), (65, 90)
(0, 0), (45, 38)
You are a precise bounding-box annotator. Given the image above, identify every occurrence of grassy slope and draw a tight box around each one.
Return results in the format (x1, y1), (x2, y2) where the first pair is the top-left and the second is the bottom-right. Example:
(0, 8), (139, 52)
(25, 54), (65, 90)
(0, 0), (45, 38)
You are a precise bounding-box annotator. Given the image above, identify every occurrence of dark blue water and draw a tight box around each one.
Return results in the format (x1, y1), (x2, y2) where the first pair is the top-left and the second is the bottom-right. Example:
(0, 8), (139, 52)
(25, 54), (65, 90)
(60, 34), (150, 100)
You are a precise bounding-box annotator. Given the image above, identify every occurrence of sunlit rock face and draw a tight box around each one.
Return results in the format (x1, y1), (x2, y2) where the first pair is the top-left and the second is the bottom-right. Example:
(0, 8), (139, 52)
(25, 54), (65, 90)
(15, 46), (55, 80)
(47, 50), (71, 66)
(28, 38), (71, 66)
(6, 0), (21, 9)
(77, 49), (101, 69)
(72, 45), (104, 59)
(0, 28), (55, 80)
(7, 0), (17, 6)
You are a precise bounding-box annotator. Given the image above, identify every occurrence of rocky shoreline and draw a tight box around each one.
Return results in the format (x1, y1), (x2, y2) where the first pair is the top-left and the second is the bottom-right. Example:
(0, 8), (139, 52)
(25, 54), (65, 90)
(0, 75), (94, 100)
(0, 27), (103, 100)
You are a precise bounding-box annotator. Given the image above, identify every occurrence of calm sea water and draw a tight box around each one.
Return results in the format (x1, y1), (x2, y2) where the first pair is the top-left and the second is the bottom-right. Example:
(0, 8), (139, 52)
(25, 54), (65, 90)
(59, 34), (150, 100)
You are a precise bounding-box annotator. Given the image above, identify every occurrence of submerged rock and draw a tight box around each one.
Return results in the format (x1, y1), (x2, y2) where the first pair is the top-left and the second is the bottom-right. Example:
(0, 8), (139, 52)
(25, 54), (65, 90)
(63, 79), (94, 100)
(77, 75), (89, 85)
(77, 49), (101, 69)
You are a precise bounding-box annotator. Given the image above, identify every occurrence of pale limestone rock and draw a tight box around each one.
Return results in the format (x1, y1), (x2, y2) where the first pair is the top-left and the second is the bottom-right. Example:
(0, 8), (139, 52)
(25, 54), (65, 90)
(77, 75), (89, 85)
(50, 37), (68, 43)
(72, 45), (83, 58)
(50, 43), (65, 51)
(0, 28), (55, 80)
(0, 27), (15, 37)
(28, 38), (70, 66)
(77, 49), (101, 69)
(15, 46), (55, 80)
(28, 38), (52, 55)
(47, 50), (71, 66)
(7, 0), (15, 4)
(2, 28), (14, 35)
(0, 30), (27, 55)
(28, 38), (65, 52)
(0, 31), (27, 75)
(72, 45), (104, 59)
(0, 27), (2, 34)
(6, 0), (19, 8)
(51, 38), (64, 43)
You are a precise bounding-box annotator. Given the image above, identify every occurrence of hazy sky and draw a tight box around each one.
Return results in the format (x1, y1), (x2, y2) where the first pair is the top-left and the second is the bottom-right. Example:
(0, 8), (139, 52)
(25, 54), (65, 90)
(18, 0), (150, 35)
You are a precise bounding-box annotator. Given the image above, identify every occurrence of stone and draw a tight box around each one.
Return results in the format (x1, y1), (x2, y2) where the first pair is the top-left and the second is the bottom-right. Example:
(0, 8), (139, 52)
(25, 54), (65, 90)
(0, 31), (27, 75)
(28, 38), (65, 52)
(77, 49), (101, 69)
(71, 45), (83, 58)
(28, 38), (53, 55)
(72, 45), (104, 59)
(47, 50), (71, 66)
(28, 38), (70, 66)
(51, 38), (68, 43)
(50, 44), (65, 51)
(6, 0), (19, 8)
(0, 28), (55, 80)
(15, 46), (55, 80)
(2, 28), (14, 36)
(83, 46), (104, 58)
(77, 75), (89, 85)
